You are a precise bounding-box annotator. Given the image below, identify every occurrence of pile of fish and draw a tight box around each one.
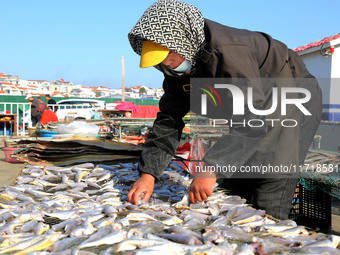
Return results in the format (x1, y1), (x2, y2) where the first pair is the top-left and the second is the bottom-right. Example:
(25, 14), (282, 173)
(9, 137), (142, 166)
(0, 162), (339, 254)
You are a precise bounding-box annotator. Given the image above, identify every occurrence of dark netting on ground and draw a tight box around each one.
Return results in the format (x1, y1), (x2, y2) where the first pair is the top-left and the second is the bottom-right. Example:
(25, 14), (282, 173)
(297, 149), (340, 199)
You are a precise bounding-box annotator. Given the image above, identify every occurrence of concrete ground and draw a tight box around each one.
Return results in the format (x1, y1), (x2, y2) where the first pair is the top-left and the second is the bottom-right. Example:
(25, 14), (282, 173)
(0, 139), (24, 188)
(1, 138), (340, 235)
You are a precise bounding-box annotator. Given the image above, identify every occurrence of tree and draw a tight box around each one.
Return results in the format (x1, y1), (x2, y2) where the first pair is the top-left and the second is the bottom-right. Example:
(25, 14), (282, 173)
(139, 87), (147, 95)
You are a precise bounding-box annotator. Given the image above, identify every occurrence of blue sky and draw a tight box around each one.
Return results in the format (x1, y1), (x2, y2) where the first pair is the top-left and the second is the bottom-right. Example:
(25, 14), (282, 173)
(1, 0), (339, 89)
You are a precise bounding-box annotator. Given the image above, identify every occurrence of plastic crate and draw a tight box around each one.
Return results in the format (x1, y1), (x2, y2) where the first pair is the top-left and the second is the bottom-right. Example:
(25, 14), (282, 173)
(289, 180), (332, 229)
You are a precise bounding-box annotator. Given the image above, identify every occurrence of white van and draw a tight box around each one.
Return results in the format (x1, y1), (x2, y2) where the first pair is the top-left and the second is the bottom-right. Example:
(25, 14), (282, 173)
(56, 99), (105, 120)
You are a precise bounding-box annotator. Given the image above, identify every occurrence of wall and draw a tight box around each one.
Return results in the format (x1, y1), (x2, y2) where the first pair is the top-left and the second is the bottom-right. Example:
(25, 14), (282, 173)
(316, 122), (340, 152)
(298, 42), (340, 121)
(301, 50), (332, 78)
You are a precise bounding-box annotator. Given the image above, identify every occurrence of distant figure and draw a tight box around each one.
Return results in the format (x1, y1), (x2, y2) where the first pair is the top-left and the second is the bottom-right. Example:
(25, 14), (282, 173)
(26, 95), (42, 127)
(37, 97), (49, 114)
(45, 95), (57, 112)
(40, 110), (59, 125)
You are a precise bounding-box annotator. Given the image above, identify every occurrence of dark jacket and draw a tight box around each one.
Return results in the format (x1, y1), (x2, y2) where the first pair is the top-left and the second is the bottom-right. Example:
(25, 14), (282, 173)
(139, 19), (322, 180)
(48, 98), (57, 105)
(31, 98), (42, 117)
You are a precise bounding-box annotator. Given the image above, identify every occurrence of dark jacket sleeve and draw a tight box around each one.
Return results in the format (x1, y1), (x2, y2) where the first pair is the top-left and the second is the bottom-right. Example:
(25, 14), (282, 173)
(138, 80), (190, 180)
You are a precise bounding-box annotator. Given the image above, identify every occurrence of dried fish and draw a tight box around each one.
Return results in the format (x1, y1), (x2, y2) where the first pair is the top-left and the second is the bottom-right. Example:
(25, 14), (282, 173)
(0, 160), (337, 255)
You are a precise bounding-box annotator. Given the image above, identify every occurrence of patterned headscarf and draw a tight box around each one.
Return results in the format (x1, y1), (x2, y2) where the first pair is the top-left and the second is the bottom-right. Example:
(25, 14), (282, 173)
(128, 0), (205, 67)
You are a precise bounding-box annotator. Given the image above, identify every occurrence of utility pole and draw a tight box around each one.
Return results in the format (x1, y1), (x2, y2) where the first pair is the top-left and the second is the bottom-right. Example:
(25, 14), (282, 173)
(121, 56), (125, 102)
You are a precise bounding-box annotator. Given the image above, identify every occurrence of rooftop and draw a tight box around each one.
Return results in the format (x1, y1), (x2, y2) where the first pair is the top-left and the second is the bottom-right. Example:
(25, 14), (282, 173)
(294, 33), (340, 52)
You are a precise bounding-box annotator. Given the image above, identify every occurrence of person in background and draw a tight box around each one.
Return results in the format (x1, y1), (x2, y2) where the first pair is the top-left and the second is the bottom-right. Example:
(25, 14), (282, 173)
(26, 95), (42, 127)
(37, 97), (49, 114)
(40, 109), (58, 125)
(45, 95), (57, 112)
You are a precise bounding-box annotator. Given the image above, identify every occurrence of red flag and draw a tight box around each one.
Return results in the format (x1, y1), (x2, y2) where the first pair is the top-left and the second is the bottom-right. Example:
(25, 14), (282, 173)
(60, 78), (64, 82)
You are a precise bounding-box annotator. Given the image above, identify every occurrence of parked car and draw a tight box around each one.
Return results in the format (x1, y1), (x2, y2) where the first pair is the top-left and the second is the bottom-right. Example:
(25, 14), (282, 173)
(56, 99), (106, 120)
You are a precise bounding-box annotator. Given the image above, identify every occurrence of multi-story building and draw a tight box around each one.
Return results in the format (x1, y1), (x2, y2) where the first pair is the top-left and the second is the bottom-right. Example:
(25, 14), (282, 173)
(91, 86), (111, 97)
(27, 80), (50, 92)
(0, 82), (22, 95)
(50, 80), (74, 95)
(0, 74), (21, 85)
(72, 85), (96, 98)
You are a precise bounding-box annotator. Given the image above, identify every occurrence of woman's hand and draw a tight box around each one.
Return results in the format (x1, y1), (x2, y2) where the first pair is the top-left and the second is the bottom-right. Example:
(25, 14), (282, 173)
(127, 173), (155, 204)
(189, 171), (216, 203)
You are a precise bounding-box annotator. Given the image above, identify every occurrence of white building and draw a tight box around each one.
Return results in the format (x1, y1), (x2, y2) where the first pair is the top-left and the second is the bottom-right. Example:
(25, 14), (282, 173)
(71, 85), (96, 98)
(117, 85), (163, 99)
(0, 74), (21, 85)
(0, 74), (22, 94)
(0, 82), (22, 95)
(27, 80), (50, 92)
(91, 86), (111, 97)
(294, 33), (340, 121)
(153, 88), (164, 98)
(50, 80), (74, 95)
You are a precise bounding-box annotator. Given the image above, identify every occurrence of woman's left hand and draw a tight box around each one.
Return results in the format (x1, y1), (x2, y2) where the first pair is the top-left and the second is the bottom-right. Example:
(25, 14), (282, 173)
(189, 171), (216, 203)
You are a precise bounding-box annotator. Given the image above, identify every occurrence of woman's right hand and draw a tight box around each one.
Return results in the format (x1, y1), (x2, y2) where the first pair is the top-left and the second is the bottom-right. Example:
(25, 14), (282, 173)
(127, 173), (155, 204)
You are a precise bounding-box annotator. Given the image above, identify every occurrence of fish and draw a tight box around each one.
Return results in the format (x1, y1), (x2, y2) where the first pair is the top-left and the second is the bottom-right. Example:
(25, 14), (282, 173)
(162, 216), (183, 226)
(126, 212), (158, 222)
(297, 246), (340, 254)
(0, 235), (35, 248)
(43, 209), (79, 220)
(0, 235), (44, 254)
(14, 232), (61, 255)
(214, 226), (261, 243)
(77, 229), (127, 248)
(157, 233), (203, 245)
(166, 226), (203, 241)
(129, 221), (165, 234)
(113, 238), (169, 253)
(50, 236), (84, 252)
(301, 234), (340, 248)
(183, 218), (206, 228)
(270, 226), (310, 237)
(77, 223), (121, 248)
(193, 243), (235, 255)
(25, 189), (53, 198)
(0, 161), (337, 255)
(129, 242), (187, 255)
(255, 220), (297, 233)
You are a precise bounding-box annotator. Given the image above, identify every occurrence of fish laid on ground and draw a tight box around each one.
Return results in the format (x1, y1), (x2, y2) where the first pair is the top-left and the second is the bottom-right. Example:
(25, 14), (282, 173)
(0, 161), (338, 254)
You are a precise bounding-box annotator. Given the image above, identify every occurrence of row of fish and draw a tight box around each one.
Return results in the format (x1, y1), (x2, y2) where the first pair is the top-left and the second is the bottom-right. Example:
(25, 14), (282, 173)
(0, 161), (339, 254)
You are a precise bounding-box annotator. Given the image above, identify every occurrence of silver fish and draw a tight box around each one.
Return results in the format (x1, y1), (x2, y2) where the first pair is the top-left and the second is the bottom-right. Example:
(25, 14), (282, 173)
(77, 229), (127, 248)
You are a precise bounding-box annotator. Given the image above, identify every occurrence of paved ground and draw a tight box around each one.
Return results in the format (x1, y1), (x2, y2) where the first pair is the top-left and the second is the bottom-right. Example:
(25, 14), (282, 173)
(0, 139), (24, 188)
(1, 138), (340, 235)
